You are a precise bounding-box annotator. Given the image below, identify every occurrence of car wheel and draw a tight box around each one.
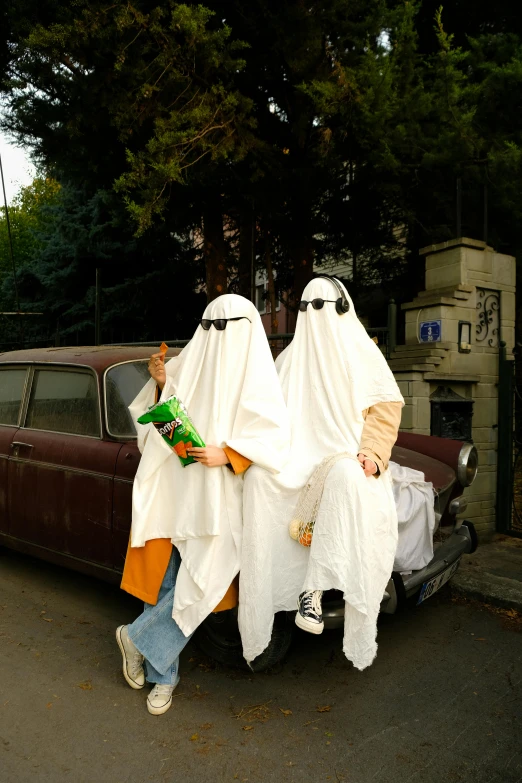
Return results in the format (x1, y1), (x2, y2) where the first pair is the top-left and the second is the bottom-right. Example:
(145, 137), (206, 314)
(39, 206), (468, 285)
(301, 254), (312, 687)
(194, 608), (294, 672)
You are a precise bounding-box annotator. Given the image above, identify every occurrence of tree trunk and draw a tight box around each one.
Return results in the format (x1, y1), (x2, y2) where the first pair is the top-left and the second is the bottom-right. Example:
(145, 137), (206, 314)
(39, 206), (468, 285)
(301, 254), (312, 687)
(289, 201), (314, 305)
(238, 200), (254, 301)
(203, 196), (227, 303)
(292, 234), (314, 301)
(515, 241), (522, 449)
(265, 231), (278, 334)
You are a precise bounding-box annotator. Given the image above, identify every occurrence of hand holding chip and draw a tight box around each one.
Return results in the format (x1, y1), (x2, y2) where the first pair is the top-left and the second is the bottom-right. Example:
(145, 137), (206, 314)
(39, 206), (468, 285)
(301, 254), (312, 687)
(187, 446), (229, 468)
(148, 342), (168, 389)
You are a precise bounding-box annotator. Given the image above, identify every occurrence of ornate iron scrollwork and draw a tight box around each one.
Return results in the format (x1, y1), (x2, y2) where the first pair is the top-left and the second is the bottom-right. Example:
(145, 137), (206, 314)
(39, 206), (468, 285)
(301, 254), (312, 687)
(476, 288), (500, 348)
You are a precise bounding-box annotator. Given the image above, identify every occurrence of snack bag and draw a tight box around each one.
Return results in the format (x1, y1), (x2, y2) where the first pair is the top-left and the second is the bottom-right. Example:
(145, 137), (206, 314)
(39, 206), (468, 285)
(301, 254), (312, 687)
(137, 395), (206, 467)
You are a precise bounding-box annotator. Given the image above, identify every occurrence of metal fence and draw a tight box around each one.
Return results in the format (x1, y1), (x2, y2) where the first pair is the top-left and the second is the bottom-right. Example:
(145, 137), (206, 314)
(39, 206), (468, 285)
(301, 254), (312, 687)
(1, 300), (397, 362)
(497, 340), (522, 536)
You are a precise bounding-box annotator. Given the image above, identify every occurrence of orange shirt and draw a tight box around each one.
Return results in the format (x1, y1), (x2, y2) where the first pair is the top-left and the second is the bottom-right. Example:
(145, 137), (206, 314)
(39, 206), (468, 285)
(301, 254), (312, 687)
(120, 446), (251, 611)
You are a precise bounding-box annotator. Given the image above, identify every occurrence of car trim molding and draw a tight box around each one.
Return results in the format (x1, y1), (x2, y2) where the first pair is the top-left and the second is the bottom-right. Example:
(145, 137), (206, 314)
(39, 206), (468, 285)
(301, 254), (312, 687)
(8, 456), (115, 480)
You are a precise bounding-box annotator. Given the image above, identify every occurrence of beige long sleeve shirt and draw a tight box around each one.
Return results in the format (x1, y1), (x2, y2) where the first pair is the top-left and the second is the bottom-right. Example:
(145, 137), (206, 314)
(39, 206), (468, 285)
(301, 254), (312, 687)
(358, 402), (403, 476)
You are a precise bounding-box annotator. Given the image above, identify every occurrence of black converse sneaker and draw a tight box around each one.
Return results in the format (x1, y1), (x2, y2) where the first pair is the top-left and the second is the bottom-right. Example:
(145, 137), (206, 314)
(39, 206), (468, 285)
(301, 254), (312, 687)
(295, 590), (324, 634)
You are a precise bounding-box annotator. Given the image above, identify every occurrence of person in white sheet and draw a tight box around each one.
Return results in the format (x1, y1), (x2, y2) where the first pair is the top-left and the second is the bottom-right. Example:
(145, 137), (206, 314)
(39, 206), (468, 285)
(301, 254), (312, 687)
(239, 276), (404, 671)
(116, 294), (290, 715)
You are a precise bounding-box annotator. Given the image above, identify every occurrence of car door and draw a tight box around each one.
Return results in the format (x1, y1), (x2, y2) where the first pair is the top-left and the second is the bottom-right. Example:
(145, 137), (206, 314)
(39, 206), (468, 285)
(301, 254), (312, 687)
(7, 364), (121, 567)
(103, 358), (150, 571)
(0, 364), (29, 533)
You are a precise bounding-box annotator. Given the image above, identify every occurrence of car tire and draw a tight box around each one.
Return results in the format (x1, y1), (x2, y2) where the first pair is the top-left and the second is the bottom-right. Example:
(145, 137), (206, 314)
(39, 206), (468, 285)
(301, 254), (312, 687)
(194, 608), (294, 672)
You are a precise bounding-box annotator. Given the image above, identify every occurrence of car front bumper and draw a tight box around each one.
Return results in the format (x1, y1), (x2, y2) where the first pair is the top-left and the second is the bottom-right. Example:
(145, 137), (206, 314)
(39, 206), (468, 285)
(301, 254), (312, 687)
(322, 521), (477, 629)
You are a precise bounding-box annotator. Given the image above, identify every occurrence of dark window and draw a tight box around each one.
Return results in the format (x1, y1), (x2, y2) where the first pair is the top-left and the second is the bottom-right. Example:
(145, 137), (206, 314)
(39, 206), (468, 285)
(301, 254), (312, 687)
(0, 367), (27, 426)
(255, 284), (266, 314)
(105, 361), (151, 437)
(25, 369), (100, 437)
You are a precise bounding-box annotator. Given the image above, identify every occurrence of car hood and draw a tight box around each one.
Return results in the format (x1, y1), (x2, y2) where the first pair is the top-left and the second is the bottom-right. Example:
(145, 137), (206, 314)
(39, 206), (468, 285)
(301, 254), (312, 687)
(390, 445), (455, 493)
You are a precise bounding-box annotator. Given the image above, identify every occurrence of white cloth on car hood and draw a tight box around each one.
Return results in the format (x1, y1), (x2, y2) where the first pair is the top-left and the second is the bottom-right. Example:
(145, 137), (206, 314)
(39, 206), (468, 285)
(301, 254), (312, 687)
(128, 294), (290, 636)
(238, 277), (404, 671)
(389, 461), (436, 572)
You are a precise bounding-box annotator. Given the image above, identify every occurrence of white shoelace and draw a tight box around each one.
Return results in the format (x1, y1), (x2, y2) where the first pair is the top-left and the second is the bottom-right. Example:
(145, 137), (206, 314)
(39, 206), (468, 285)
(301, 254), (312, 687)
(301, 590), (323, 617)
(150, 684), (174, 700)
(129, 651), (143, 677)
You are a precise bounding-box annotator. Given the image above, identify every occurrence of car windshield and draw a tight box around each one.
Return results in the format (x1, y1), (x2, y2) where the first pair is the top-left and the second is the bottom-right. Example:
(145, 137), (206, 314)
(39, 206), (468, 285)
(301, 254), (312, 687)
(105, 361), (151, 437)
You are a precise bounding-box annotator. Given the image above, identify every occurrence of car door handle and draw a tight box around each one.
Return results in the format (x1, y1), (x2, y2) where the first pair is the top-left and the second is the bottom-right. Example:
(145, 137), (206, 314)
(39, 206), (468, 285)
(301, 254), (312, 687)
(11, 441), (34, 450)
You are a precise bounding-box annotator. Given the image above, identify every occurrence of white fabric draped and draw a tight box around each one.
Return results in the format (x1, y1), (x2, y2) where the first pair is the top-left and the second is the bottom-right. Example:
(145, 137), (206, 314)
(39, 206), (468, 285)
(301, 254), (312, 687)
(239, 277), (404, 670)
(389, 461), (436, 572)
(129, 294), (290, 636)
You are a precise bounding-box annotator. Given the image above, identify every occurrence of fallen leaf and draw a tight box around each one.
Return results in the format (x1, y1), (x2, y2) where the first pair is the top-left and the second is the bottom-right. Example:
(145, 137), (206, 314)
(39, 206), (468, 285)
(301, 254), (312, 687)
(326, 740), (331, 745)
(200, 723), (213, 730)
(279, 708), (292, 717)
(77, 681), (92, 690)
(317, 705), (331, 713)
(190, 734), (199, 742)
(242, 725), (254, 731)
(46, 702), (52, 709)
(43, 618), (53, 623)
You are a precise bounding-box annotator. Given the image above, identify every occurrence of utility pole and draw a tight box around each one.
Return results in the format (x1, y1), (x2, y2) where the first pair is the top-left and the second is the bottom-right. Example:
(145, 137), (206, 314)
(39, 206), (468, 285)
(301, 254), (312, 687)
(95, 268), (101, 345)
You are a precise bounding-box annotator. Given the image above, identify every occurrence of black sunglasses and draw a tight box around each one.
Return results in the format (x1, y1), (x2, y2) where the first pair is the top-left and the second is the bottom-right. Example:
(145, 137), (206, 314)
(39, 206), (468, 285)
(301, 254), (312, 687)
(299, 299), (338, 312)
(200, 316), (251, 331)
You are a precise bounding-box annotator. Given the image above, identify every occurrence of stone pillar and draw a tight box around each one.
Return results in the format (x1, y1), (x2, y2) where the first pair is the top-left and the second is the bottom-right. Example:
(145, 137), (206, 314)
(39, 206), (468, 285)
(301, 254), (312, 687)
(390, 238), (515, 541)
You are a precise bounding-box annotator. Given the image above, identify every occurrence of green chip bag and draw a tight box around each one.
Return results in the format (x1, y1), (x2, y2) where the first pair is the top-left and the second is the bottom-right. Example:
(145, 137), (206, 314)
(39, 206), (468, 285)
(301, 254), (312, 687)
(137, 394), (205, 467)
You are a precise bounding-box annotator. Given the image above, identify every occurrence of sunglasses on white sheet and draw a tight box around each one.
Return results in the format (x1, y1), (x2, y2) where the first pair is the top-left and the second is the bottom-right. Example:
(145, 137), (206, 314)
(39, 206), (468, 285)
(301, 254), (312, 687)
(200, 316), (251, 331)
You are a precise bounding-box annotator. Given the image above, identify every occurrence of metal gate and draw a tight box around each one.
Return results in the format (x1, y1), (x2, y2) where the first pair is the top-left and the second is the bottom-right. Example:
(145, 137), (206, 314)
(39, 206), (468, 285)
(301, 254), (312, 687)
(498, 341), (521, 535)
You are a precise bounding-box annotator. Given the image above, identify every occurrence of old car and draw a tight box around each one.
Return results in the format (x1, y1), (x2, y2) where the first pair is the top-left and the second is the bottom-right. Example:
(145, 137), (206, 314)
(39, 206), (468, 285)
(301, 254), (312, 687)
(0, 346), (478, 670)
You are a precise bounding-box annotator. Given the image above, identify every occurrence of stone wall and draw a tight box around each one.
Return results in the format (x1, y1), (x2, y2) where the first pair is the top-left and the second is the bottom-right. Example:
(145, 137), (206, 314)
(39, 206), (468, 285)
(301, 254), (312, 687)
(389, 238), (516, 541)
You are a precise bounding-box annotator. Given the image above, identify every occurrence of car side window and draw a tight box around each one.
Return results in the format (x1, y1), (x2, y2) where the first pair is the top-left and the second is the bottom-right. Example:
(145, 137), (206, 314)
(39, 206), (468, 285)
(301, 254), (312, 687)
(25, 368), (100, 437)
(0, 367), (27, 426)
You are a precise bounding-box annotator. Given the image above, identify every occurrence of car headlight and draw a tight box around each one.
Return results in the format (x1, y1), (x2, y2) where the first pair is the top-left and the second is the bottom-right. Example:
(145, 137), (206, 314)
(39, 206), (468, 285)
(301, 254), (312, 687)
(457, 443), (478, 487)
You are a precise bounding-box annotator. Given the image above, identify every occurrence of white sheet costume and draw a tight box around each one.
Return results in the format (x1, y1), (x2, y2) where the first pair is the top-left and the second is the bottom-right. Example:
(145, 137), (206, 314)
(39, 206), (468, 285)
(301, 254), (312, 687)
(239, 278), (404, 671)
(389, 462), (436, 572)
(129, 295), (290, 637)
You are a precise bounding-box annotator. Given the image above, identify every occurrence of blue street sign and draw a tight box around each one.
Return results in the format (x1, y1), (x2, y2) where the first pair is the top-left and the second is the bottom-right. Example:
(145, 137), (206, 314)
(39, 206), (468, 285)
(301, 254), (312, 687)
(419, 320), (442, 343)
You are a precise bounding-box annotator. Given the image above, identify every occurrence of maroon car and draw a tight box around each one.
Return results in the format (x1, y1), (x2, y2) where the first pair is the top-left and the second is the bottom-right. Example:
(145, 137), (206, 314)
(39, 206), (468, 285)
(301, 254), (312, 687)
(0, 347), (478, 669)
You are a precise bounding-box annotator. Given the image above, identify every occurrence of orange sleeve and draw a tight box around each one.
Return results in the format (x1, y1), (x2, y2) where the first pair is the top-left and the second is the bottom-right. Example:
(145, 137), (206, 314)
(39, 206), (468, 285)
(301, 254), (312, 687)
(120, 538), (173, 605)
(223, 446), (252, 475)
(212, 575), (239, 612)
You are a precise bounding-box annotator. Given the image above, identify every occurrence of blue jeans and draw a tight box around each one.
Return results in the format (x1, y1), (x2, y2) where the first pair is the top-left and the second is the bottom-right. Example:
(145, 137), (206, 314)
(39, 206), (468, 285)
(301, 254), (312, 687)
(127, 548), (193, 686)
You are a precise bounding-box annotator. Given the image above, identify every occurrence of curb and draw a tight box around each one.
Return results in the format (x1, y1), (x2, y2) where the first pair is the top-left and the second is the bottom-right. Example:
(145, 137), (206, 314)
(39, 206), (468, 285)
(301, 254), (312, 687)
(450, 576), (522, 613)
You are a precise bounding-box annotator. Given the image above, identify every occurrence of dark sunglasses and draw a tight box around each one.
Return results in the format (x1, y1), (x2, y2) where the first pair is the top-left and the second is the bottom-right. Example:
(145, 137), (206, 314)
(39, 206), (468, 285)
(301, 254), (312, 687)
(200, 316), (251, 331)
(298, 299), (338, 312)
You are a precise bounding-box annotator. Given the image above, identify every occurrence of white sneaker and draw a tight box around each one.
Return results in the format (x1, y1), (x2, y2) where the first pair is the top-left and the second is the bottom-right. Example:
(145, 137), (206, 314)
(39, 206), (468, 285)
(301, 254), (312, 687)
(147, 684), (175, 715)
(295, 590), (324, 634)
(116, 625), (145, 689)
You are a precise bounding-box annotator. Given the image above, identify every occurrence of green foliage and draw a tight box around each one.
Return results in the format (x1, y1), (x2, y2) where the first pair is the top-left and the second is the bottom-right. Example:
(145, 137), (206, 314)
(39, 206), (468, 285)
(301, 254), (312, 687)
(2, 0), (522, 342)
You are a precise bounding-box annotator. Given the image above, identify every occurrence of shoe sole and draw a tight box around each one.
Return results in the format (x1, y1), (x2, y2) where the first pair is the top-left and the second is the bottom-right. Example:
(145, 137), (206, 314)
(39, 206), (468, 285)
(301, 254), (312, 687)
(295, 612), (324, 635)
(116, 626), (145, 690)
(147, 697), (173, 716)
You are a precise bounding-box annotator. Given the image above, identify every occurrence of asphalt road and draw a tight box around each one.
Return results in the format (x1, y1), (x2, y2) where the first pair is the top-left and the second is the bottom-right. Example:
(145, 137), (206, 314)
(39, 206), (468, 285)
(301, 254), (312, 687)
(1, 550), (521, 783)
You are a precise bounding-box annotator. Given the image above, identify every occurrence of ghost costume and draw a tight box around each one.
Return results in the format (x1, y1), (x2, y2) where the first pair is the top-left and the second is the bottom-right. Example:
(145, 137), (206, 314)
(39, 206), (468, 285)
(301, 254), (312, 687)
(128, 295), (290, 639)
(239, 278), (404, 671)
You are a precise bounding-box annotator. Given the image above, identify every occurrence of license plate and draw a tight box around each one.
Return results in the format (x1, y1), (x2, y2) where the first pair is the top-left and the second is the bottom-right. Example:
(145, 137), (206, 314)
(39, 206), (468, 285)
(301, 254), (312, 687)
(417, 559), (461, 605)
